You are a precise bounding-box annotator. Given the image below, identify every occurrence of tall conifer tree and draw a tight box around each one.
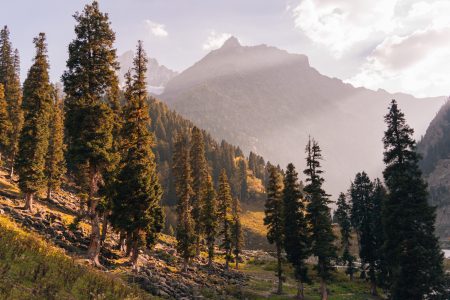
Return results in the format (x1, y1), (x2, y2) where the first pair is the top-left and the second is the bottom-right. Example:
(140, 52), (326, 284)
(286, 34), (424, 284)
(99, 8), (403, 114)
(173, 133), (195, 271)
(110, 41), (163, 268)
(0, 27), (22, 176)
(16, 33), (52, 212)
(202, 174), (218, 267)
(382, 100), (445, 299)
(238, 158), (248, 201)
(350, 171), (381, 294)
(190, 126), (208, 256)
(0, 83), (11, 164)
(283, 163), (310, 299)
(371, 178), (388, 290)
(335, 192), (356, 281)
(218, 169), (233, 270)
(304, 137), (336, 300)
(231, 196), (244, 270)
(62, 1), (119, 265)
(264, 166), (285, 294)
(45, 88), (66, 200)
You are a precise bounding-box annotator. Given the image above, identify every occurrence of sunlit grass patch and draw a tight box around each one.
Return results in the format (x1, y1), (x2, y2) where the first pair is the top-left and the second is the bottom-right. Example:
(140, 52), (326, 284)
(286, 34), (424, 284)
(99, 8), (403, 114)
(0, 215), (153, 299)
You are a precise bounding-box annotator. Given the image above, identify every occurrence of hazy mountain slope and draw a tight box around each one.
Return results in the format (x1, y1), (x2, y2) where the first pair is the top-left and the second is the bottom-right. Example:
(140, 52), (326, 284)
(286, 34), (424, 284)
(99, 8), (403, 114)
(118, 51), (178, 94)
(418, 99), (450, 239)
(160, 37), (446, 198)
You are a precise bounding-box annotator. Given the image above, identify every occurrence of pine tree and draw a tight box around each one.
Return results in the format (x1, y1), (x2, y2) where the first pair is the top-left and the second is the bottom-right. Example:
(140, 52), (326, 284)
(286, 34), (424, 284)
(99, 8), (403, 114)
(45, 87), (66, 200)
(264, 166), (285, 294)
(62, 1), (119, 266)
(0, 27), (12, 84)
(218, 169), (233, 270)
(238, 158), (248, 202)
(0, 27), (22, 176)
(231, 196), (244, 270)
(304, 137), (336, 300)
(110, 41), (163, 268)
(283, 163), (310, 299)
(190, 126), (208, 256)
(382, 100), (445, 299)
(349, 171), (381, 294)
(16, 33), (53, 212)
(0, 83), (11, 164)
(335, 192), (356, 281)
(371, 179), (389, 290)
(173, 133), (195, 271)
(202, 174), (218, 267)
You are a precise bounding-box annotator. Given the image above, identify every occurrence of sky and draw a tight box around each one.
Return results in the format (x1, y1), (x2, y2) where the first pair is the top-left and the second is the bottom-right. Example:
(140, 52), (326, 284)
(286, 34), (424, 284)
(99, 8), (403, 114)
(1, 0), (450, 98)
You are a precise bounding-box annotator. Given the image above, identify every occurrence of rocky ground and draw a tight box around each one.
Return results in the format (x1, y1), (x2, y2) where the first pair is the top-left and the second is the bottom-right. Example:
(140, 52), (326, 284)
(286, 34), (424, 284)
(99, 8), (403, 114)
(0, 172), (251, 299)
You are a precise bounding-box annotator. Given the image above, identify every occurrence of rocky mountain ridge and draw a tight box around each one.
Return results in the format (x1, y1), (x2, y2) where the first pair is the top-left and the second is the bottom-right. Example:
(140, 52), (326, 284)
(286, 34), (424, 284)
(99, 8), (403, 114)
(160, 36), (446, 198)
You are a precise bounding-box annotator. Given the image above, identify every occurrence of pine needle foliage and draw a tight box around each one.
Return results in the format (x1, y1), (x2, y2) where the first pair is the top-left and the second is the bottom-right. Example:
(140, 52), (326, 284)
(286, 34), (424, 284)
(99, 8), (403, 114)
(218, 169), (233, 270)
(173, 133), (195, 271)
(382, 100), (445, 299)
(283, 163), (311, 298)
(110, 41), (163, 266)
(16, 33), (53, 212)
(264, 166), (285, 294)
(304, 137), (336, 300)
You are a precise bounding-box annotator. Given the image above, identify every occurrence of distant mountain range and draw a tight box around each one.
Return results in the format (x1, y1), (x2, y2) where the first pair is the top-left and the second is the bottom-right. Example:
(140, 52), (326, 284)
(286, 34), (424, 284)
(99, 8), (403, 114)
(418, 100), (450, 240)
(118, 51), (178, 94)
(159, 36), (446, 198)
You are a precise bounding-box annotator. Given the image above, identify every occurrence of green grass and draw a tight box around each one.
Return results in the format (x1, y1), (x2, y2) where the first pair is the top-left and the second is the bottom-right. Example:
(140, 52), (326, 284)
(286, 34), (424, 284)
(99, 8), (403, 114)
(0, 215), (154, 300)
(235, 259), (385, 300)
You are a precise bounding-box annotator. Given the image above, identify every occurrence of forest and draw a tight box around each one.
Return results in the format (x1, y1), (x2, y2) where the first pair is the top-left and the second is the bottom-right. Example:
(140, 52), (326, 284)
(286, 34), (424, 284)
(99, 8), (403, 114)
(0, 2), (448, 300)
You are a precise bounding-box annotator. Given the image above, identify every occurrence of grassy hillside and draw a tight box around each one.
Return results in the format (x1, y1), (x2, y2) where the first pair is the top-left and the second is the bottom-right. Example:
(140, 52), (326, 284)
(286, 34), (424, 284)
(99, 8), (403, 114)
(0, 215), (151, 300)
(232, 259), (383, 300)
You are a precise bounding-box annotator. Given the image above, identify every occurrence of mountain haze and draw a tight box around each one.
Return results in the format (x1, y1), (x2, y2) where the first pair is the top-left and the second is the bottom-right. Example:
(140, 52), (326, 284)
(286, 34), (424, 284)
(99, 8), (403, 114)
(118, 50), (178, 94)
(160, 37), (446, 198)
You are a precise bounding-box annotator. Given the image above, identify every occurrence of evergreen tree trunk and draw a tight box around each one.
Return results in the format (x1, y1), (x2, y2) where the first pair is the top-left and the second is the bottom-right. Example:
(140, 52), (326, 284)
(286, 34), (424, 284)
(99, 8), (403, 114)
(225, 251), (229, 270)
(87, 213), (101, 266)
(370, 280), (377, 296)
(195, 237), (201, 257)
(320, 277), (328, 300)
(207, 240), (213, 267)
(86, 169), (101, 266)
(235, 252), (239, 270)
(208, 252), (213, 267)
(100, 213), (108, 246)
(276, 244), (283, 294)
(125, 233), (133, 257)
(297, 281), (304, 300)
(46, 185), (52, 200)
(118, 231), (126, 252)
(9, 156), (14, 177)
(183, 257), (188, 272)
(130, 236), (139, 271)
(23, 193), (33, 212)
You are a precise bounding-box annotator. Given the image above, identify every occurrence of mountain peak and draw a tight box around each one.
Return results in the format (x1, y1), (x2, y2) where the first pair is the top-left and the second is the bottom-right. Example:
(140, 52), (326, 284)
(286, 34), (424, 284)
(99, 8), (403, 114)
(221, 36), (241, 49)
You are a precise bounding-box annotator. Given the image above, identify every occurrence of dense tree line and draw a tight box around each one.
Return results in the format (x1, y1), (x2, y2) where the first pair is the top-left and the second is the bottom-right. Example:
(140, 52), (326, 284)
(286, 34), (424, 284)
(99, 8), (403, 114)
(1, 1), (254, 270)
(264, 102), (447, 300)
(148, 99), (268, 206)
(1, 2), (447, 299)
(264, 138), (336, 300)
(333, 101), (446, 299)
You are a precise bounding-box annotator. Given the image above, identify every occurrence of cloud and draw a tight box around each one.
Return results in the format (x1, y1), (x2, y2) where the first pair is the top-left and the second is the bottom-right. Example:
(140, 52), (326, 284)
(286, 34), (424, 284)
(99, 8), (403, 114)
(346, 26), (450, 97)
(290, 0), (450, 97)
(145, 20), (168, 37)
(202, 31), (232, 51)
(345, 0), (450, 97)
(290, 0), (396, 57)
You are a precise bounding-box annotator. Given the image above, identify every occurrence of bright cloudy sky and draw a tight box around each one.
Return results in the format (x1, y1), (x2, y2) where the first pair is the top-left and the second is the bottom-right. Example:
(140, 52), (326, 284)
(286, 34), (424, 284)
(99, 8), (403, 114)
(1, 0), (449, 98)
